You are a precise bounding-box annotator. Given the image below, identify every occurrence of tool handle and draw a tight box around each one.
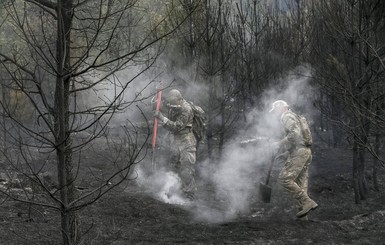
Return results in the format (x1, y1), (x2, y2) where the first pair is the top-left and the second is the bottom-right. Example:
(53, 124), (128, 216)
(265, 147), (275, 185)
(151, 83), (162, 149)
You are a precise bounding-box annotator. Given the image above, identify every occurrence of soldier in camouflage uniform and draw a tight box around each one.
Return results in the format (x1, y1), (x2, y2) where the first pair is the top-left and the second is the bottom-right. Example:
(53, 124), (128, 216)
(154, 89), (197, 201)
(269, 100), (318, 219)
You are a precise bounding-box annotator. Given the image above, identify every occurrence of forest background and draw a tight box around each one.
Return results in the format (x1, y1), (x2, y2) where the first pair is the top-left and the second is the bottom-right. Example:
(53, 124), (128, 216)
(0, 0), (385, 244)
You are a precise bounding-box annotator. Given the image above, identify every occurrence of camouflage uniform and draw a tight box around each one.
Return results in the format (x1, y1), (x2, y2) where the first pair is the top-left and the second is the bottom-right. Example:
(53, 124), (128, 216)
(163, 99), (197, 200)
(277, 110), (316, 218)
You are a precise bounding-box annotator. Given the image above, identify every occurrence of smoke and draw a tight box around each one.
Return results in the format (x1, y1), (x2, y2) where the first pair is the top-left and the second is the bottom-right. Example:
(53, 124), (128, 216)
(191, 65), (316, 223)
(261, 65), (316, 118)
(136, 167), (192, 205)
(126, 64), (315, 224)
(213, 144), (269, 217)
(74, 62), (191, 142)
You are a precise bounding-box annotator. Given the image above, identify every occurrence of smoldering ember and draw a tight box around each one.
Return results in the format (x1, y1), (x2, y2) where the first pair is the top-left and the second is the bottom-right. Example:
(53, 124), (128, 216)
(0, 1), (385, 245)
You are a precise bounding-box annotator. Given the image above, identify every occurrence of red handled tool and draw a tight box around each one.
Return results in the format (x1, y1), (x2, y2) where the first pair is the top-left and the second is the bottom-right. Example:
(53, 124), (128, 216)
(151, 82), (162, 171)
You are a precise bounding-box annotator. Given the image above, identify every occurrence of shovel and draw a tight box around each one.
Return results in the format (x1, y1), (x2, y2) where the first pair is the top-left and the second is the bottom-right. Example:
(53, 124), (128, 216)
(259, 148), (275, 203)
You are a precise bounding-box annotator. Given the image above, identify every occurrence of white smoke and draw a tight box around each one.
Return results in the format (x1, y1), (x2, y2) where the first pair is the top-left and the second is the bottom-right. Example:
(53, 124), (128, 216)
(261, 65), (316, 118)
(192, 65), (315, 223)
(76, 63), (180, 131)
(135, 167), (192, 206)
(122, 64), (315, 224)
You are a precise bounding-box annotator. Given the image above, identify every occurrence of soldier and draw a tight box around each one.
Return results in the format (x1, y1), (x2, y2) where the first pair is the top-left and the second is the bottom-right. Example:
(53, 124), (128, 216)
(269, 100), (318, 219)
(154, 89), (197, 201)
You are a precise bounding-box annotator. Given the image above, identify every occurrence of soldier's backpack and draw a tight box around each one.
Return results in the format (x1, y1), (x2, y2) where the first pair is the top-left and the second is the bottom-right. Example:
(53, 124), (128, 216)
(188, 101), (207, 143)
(294, 113), (313, 147)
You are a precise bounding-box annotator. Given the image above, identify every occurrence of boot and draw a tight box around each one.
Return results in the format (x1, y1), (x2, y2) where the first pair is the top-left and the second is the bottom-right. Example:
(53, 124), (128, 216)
(296, 207), (309, 221)
(296, 199), (309, 221)
(296, 198), (318, 218)
(298, 215), (308, 221)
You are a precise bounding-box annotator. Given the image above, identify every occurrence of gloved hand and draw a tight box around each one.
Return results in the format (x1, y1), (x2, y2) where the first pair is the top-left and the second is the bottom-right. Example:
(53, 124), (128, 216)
(270, 141), (281, 153)
(153, 110), (168, 123)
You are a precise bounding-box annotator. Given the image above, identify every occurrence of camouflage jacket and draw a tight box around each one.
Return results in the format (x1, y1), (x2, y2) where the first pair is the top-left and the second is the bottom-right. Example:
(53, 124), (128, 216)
(280, 110), (306, 151)
(163, 99), (196, 148)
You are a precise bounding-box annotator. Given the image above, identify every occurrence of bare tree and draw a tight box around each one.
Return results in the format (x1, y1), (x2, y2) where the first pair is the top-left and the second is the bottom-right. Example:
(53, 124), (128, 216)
(308, 0), (385, 202)
(0, 0), (190, 244)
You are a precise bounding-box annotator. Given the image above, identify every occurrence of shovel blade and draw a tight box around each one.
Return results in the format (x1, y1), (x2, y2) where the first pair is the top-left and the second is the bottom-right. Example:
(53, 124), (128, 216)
(259, 181), (272, 203)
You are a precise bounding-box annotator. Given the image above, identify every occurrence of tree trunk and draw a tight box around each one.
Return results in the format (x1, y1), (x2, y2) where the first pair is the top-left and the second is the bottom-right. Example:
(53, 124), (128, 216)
(207, 78), (214, 163)
(218, 0), (225, 159)
(352, 140), (361, 204)
(358, 145), (367, 200)
(373, 133), (380, 191)
(55, 1), (77, 244)
(204, 0), (214, 164)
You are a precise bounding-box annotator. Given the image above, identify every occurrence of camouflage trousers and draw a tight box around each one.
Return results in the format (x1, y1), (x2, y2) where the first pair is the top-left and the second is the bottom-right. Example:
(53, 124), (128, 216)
(278, 147), (312, 209)
(169, 136), (197, 200)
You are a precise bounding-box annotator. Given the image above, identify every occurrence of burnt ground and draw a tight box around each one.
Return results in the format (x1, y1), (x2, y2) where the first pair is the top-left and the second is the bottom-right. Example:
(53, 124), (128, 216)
(1, 135), (385, 245)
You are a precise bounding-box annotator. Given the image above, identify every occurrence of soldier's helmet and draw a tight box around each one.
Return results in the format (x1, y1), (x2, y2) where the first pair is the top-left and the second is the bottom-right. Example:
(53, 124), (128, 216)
(167, 89), (183, 105)
(269, 100), (289, 113)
